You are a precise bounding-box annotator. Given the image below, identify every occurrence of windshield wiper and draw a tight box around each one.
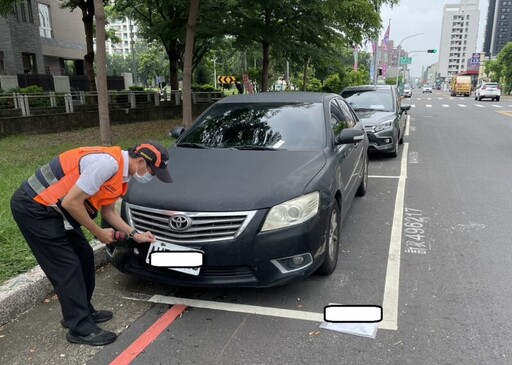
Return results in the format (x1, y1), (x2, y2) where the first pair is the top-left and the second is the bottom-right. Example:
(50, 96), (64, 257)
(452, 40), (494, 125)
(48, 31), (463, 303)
(353, 107), (376, 111)
(176, 142), (208, 149)
(231, 145), (281, 151)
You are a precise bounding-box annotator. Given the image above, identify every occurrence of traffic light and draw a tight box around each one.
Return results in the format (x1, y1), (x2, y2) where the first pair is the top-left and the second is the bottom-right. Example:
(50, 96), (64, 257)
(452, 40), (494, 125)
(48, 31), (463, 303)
(427, 49), (438, 53)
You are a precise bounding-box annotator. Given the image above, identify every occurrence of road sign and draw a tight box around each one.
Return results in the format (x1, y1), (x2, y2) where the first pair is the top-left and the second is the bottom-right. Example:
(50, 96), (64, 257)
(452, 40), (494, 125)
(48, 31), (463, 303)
(399, 57), (412, 65)
(218, 76), (236, 84)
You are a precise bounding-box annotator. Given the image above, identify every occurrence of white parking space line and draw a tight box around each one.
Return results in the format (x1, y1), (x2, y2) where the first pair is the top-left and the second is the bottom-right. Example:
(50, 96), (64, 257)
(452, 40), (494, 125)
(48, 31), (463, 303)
(426, 105), (432, 108)
(411, 104), (416, 108)
(405, 115), (410, 136)
(442, 104), (449, 107)
(369, 175), (400, 179)
(381, 142), (409, 331)
(475, 104), (484, 108)
(508, 105), (512, 108)
(457, 104), (467, 108)
(492, 105), (503, 108)
(136, 295), (397, 330)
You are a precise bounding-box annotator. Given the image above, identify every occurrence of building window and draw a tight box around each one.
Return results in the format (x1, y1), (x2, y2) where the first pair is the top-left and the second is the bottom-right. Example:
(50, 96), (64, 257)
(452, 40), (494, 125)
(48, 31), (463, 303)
(0, 51), (5, 74)
(27, 0), (34, 23)
(22, 53), (37, 74)
(38, 3), (52, 38)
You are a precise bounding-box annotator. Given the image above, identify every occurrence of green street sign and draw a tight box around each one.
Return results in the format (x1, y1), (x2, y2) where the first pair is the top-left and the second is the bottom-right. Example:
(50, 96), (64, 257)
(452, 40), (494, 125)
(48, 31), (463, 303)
(399, 57), (412, 65)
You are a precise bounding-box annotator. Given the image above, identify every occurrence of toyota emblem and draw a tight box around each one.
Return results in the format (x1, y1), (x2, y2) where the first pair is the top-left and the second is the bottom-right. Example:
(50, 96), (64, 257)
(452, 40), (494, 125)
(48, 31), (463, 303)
(168, 214), (192, 231)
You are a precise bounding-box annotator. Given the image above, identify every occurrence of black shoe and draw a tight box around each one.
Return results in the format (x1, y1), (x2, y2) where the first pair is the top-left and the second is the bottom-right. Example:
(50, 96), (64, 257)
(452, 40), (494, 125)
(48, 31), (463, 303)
(61, 310), (113, 328)
(66, 328), (117, 346)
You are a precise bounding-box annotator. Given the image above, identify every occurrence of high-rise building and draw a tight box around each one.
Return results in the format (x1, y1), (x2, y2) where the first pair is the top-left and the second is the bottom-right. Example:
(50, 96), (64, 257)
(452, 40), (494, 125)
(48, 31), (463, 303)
(483, 0), (512, 57)
(106, 17), (138, 58)
(438, 0), (480, 80)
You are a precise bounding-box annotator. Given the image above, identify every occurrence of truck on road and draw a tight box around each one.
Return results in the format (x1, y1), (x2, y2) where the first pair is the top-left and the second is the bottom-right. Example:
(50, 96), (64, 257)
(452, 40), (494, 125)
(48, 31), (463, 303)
(450, 75), (472, 97)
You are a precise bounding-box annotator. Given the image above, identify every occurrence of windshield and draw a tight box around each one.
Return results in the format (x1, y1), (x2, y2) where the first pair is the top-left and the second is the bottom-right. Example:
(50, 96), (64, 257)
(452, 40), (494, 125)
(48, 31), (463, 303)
(341, 89), (395, 112)
(179, 102), (326, 150)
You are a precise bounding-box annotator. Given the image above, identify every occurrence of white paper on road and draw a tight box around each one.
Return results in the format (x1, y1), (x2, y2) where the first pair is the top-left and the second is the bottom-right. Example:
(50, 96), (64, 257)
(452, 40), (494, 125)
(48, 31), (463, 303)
(319, 321), (378, 339)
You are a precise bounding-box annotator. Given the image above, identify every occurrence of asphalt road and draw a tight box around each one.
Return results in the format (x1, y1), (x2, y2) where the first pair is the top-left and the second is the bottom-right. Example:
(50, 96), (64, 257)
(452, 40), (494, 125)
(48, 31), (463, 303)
(1, 90), (512, 365)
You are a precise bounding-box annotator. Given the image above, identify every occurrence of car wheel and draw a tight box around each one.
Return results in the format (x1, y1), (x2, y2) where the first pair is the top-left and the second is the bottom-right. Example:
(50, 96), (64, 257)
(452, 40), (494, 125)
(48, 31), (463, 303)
(356, 154), (368, 197)
(474, 95), (477, 100)
(317, 202), (341, 275)
(478, 96), (482, 101)
(496, 97), (500, 102)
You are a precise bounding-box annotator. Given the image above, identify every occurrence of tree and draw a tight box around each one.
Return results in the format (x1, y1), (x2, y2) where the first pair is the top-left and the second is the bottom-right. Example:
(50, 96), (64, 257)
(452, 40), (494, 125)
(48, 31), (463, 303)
(496, 42), (512, 94)
(182, 0), (200, 126)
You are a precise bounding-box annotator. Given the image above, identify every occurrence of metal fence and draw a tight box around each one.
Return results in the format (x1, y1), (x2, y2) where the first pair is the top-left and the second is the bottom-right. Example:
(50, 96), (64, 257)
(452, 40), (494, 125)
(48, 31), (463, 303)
(0, 90), (223, 118)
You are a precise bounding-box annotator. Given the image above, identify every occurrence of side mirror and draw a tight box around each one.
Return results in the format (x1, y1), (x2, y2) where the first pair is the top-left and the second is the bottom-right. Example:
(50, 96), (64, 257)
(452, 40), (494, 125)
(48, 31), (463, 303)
(169, 126), (185, 139)
(400, 104), (411, 113)
(336, 128), (365, 145)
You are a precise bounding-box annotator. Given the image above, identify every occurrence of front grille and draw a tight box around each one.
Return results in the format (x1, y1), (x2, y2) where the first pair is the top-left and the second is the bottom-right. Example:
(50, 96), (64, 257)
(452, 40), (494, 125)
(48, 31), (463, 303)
(126, 203), (257, 244)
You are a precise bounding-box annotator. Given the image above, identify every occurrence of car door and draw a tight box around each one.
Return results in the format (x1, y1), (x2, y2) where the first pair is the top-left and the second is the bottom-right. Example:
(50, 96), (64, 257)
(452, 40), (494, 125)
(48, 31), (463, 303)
(336, 97), (364, 201)
(394, 88), (406, 136)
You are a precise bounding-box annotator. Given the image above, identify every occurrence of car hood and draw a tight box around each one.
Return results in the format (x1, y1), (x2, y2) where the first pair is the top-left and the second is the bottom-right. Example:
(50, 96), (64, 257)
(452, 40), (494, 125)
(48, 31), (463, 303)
(353, 110), (396, 127)
(124, 148), (327, 211)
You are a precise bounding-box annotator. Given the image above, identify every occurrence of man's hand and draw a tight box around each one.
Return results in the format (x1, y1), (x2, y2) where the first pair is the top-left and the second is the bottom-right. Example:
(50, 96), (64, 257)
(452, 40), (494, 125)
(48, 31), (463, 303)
(133, 231), (156, 244)
(96, 228), (115, 244)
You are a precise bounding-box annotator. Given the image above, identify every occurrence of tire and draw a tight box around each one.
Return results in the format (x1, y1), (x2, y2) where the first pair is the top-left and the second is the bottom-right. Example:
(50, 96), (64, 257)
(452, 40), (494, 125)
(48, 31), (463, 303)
(478, 96), (482, 101)
(317, 203), (341, 275)
(474, 95), (477, 100)
(496, 97), (500, 102)
(356, 154), (368, 197)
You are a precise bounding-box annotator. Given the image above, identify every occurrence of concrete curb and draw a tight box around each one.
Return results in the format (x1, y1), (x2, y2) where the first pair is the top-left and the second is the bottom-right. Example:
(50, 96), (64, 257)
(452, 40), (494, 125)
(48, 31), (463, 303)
(0, 241), (107, 326)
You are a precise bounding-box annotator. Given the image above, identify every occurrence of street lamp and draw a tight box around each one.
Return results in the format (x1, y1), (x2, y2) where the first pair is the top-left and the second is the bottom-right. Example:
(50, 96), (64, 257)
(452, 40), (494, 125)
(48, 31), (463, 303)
(395, 33), (423, 89)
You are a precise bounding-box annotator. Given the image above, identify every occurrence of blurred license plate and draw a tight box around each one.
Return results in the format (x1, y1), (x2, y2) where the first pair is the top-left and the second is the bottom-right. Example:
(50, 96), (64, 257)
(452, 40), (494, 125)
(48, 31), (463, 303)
(145, 241), (203, 276)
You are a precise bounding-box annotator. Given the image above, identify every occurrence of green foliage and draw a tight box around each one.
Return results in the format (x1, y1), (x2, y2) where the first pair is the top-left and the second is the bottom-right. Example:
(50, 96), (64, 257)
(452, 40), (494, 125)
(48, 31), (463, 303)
(496, 42), (512, 94)
(128, 86), (144, 91)
(191, 84), (217, 92)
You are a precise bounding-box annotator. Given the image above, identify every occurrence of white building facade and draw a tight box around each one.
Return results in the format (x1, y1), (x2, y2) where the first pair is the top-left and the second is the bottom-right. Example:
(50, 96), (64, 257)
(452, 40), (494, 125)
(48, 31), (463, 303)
(106, 17), (138, 57)
(438, 0), (480, 80)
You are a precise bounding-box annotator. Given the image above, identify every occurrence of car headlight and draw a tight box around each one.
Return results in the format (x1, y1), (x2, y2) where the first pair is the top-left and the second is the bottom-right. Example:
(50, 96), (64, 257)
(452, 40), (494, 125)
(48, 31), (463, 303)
(373, 120), (394, 133)
(261, 191), (320, 232)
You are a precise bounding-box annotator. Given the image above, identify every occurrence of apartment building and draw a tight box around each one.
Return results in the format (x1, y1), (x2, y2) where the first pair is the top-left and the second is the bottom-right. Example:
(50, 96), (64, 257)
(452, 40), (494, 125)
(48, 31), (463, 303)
(106, 17), (139, 58)
(437, 0), (480, 80)
(483, 0), (512, 57)
(0, 0), (86, 76)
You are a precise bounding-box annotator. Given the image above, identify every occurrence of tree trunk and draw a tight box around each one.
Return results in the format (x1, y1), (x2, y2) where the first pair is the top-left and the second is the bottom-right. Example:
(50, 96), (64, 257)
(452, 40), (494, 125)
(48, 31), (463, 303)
(166, 40), (180, 91)
(93, 0), (111, 146)
(302, 56), (309, 91)
(81, 3), (96, 92)
(182, 0), (200, 127)
(261, 41), (271, 92)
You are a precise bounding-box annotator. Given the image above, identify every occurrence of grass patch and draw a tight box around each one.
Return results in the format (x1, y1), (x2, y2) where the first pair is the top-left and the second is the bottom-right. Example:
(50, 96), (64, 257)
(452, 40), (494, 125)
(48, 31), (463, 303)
(0, 119), (179, 284)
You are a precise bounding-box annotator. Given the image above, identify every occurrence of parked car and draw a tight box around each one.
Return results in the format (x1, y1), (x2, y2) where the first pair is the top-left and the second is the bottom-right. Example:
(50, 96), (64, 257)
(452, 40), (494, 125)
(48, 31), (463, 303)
(340, 85), (410, 158)
(422, 85), (433, 93)
(402, 84), (412, 98)
(475, 82), (501, 101)
(107, 92), (369, 287)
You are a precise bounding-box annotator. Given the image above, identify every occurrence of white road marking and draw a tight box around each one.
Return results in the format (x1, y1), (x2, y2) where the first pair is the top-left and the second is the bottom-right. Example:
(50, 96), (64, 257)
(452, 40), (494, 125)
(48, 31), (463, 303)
(408, 151), (419, 163)
(442, 104), (449, 107)
(369, 175), (400, 179)
(475, 104), (484, 108)
(381, 142), (409, 331)
(426, 104), (432, 108)
(457, 104), (467, 108)
(508, 105), (512, 108)
(438, 98), (443, 100)
(411, 104), (416, 108)
(136, 294), (397, 330)
(405, 115), (410, 136)
(492, 105), (503, 108)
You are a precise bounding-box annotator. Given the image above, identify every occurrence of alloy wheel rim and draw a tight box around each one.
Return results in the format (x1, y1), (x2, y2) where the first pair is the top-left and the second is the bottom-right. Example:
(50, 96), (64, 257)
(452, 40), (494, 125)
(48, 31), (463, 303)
(328, 209), (339, 259)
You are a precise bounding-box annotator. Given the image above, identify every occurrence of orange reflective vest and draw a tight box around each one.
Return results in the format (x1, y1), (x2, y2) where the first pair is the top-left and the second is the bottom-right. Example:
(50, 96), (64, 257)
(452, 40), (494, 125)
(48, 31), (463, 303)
(24, 146), (127, 225)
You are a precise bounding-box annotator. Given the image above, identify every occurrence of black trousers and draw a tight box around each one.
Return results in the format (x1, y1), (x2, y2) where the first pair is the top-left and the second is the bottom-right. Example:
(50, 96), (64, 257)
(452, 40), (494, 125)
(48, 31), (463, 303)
(10, 187), (98, 335)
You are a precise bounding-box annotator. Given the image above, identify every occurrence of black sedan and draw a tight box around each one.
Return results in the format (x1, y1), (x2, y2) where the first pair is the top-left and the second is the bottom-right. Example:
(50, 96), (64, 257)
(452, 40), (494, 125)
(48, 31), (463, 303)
(107, 92), (369, 287)
(341, 85), (410, 157)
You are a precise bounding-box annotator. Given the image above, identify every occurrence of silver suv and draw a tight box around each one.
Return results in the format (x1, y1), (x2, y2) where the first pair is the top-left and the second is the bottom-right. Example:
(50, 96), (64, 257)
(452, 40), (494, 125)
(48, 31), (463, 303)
(475, 82), (501, 101)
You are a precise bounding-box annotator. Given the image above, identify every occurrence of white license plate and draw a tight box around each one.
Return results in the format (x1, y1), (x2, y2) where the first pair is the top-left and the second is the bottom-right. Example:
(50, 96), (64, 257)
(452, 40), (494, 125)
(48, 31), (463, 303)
(145, 241), (203, 276)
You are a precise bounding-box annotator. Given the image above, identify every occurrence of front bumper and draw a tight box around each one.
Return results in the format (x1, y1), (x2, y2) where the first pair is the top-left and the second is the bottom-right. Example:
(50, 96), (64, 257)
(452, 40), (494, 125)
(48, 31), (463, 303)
(365, 129), (395, 152)
(106, 205), (332, 287)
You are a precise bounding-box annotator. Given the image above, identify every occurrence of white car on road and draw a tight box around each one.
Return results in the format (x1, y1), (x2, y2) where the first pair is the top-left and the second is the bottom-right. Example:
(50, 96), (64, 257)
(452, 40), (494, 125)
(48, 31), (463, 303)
(422, 85), (432, 93)
(475, 82), (501, 101)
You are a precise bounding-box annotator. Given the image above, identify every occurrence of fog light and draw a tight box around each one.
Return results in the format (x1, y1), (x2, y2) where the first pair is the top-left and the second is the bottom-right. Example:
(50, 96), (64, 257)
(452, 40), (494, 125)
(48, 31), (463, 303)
(289, 256), (305, 267)
(385, 138), (391, 143)
(271, 253), (313, 274)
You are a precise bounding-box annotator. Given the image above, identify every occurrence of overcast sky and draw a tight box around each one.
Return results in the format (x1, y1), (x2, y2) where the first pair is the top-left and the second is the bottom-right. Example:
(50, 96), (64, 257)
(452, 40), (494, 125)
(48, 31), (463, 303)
(377, 0), (489, 77)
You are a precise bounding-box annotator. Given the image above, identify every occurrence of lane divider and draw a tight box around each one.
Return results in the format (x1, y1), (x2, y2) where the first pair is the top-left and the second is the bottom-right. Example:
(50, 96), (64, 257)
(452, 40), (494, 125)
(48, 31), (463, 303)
(109, 304), (187, 365)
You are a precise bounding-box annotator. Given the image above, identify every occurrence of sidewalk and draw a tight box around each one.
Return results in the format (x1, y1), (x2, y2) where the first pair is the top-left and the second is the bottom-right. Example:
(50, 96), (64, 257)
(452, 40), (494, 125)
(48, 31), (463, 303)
(0, 241), (107, 325)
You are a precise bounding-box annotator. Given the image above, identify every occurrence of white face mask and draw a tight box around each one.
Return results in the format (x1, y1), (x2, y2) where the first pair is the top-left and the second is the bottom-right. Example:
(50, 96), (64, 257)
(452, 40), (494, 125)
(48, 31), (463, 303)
(133, 162), (155, 184)
(133, 171), (155, 184)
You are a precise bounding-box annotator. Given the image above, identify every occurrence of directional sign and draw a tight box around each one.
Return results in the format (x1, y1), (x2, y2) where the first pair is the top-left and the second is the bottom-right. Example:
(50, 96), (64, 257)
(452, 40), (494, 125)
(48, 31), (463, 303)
(218, 76), (236, 84)
(399, 57), (412, 65)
